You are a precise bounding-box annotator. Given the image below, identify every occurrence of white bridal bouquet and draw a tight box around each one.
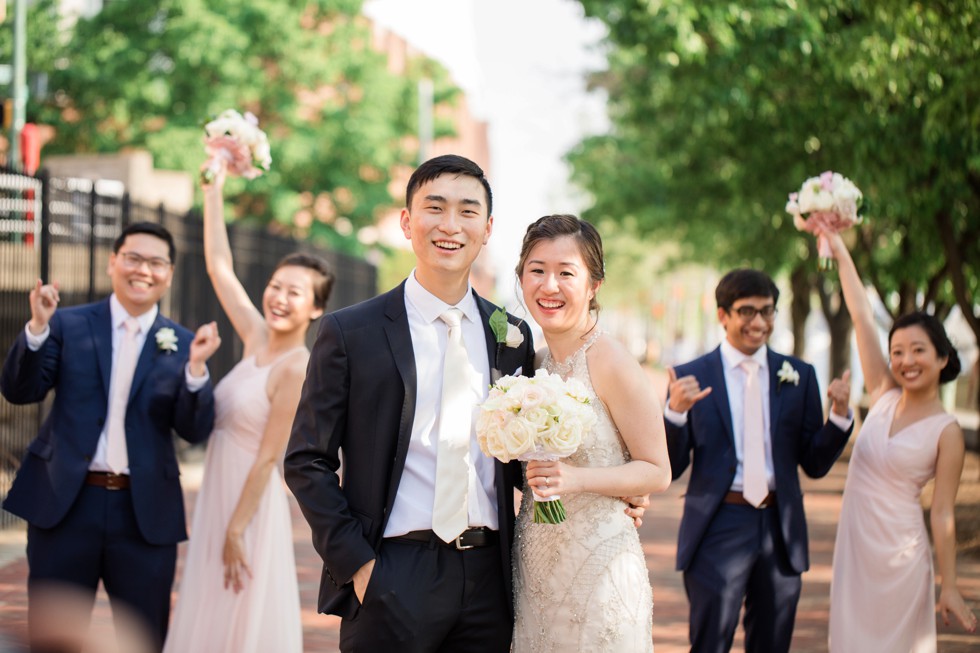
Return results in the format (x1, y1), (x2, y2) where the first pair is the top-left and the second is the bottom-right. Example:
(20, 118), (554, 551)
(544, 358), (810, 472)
(476, 369), (597, 524)
(201, 109), (272, 185)
(785, 170), (864, 270)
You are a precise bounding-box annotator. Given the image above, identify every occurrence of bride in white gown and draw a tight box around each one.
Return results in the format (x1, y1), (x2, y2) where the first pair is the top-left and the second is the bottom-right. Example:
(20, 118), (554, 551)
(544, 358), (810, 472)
(511, 214), (672, 652)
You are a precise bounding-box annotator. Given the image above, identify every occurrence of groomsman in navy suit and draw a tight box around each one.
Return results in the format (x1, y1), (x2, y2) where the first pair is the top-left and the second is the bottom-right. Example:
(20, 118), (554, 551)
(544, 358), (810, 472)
(1, 222), (221, 652)
(664, 268), (853, 653)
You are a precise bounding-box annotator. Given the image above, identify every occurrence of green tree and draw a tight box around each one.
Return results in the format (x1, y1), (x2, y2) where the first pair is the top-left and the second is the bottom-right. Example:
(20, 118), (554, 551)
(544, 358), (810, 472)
(24, 0), (461, 253)
(571, 0), (979, 389)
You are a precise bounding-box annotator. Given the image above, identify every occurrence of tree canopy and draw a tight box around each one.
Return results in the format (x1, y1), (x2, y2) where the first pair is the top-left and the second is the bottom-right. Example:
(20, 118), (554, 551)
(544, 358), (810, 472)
(5, 0), (461, 253)
(571, 0), (979, 376)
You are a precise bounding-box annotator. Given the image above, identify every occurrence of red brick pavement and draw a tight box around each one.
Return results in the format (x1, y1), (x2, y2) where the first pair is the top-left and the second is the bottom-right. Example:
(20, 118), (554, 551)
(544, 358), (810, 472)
(1, 453), (978, 651)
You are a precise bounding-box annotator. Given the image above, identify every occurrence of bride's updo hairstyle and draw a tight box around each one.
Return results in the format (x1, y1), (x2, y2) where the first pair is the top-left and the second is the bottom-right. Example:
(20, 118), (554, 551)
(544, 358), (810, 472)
(516, 214), (605, 313)
(888, 311), (961, 384)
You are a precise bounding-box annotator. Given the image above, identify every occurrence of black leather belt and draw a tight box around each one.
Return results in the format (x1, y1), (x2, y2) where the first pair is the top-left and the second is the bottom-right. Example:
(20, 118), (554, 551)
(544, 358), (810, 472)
(723, 490), (775, 508)
(390, 527), (498, 551)
(85, 472), (131, 490)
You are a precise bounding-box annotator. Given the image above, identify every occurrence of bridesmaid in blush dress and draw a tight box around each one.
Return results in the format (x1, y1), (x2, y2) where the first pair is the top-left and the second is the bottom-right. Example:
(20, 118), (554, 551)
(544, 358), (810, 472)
(162, 159), (334, 653)
(823, 229), (977, 652)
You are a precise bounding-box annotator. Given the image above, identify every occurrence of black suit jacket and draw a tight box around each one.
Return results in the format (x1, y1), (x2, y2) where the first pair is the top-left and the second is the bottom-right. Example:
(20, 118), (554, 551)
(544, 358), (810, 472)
(284, 282), (535, 618)
(1, 298), (215, 545)
(665, 346), (852, 574)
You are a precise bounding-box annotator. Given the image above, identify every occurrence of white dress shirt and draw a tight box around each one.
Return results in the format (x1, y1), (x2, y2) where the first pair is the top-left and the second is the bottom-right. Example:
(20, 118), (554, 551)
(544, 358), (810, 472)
(24, 294), (209, 474)
(664, 341), (853, 493)
(383, 272), (499, 537)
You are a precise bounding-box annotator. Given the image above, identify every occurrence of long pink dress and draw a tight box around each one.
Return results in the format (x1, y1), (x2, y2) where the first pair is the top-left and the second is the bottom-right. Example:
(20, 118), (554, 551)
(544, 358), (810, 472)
(829, 388), (956, 653)
(163, 351), (304, 653)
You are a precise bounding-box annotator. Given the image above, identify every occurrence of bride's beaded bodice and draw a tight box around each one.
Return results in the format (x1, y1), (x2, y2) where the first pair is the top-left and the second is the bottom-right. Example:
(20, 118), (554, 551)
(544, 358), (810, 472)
(511, 331), (653, 652)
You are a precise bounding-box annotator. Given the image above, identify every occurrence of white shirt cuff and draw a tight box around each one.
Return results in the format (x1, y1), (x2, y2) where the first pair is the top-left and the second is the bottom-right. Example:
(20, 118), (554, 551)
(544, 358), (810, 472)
(664, 404), (689, 426)
(185, 364), (210, 392)
(24, 322), (49, 351)
(828, 408), (853, 432)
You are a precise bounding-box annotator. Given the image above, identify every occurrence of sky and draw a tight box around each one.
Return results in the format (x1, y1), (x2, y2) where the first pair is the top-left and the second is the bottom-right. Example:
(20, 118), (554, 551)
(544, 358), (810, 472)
(362, 0), (609, 304)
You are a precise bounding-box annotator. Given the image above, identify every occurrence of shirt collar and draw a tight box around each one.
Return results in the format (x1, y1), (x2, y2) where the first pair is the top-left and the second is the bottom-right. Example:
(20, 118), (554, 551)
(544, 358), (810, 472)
(720, 339), (768, 372)
(109, 294), (158, 334)
(404, 270), (481, 325)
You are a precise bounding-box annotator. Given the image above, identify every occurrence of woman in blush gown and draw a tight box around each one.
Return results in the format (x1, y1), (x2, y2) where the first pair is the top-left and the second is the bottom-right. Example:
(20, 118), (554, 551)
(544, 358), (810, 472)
(823, 229), (977, 652)
(163, 160), (334, 653)
(510, 214), (672, 652)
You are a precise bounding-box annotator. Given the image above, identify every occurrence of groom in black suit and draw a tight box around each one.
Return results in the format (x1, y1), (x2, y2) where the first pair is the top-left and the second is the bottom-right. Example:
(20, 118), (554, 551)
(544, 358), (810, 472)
(665, 268), (853, 653)
(285, 155), (535, 652)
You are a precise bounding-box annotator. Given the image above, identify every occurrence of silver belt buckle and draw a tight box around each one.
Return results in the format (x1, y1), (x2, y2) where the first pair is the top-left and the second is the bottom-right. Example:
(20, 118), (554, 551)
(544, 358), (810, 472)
(454, 532), (476, 550)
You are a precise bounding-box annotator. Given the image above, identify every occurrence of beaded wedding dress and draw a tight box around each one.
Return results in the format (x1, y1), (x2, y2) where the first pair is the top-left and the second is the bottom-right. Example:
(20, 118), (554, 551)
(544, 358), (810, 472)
(511, 332), (653, 652)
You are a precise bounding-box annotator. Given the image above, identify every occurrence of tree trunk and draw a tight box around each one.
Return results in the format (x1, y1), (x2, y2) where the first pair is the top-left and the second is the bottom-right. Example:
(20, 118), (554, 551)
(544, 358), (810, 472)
(789, 264), (811, 359)
(817, 276), (853, 381)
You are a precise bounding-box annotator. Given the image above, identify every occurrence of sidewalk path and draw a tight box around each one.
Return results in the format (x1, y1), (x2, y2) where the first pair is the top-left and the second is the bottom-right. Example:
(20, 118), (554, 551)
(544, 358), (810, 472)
(1, 426), (978, 650)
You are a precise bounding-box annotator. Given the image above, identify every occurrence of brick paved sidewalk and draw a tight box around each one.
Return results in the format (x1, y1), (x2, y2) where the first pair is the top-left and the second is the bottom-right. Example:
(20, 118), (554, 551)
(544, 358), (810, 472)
(0, 452), (977, 651)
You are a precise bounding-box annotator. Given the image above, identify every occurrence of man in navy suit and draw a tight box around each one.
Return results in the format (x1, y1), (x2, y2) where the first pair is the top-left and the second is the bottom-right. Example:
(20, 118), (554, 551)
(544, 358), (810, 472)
(665, 268), (852, 653)
(1, 222), (221, 653)
(285, 155), (535, 652)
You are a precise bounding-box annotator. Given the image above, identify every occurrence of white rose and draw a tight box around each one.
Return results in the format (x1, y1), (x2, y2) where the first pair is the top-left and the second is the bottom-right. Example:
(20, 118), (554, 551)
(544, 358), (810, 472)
(504, 323), (524, 348)
(540, 421), (582, 457)
(495, 419), (537, 460)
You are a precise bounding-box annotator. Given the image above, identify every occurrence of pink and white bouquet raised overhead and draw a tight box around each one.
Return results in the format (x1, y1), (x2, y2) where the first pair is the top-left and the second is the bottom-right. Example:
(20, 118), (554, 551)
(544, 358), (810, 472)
(201, 109), (272, 185)
(786, 171), (864, 270)
(476, 369), (597, 524)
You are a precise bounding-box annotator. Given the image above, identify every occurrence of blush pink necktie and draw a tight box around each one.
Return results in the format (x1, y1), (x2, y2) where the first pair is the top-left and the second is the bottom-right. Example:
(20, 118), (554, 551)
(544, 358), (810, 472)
(740, 358), (768, 507)
(432, 308), (471, 543)
(106, 317), (140, 474)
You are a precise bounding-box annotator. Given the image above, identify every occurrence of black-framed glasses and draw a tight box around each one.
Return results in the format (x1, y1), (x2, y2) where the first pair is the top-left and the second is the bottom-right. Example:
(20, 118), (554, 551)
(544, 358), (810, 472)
(730, 305), (777, 320)
(118, 251), (172, 274)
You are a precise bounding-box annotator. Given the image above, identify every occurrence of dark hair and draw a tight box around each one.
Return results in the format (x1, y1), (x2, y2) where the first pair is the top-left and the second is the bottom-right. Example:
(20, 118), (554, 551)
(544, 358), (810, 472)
(113, 222), (176, 263)
(888, 311), (961, 384)
(405, 154), (493, 217)
(274, 253), (334, 312)
(715, 268), (780, 310)
(516, 214), (604, 312)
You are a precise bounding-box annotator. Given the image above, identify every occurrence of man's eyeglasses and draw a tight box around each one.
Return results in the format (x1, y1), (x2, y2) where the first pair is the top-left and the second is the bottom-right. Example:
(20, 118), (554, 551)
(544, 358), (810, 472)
(730, 305), (777, 321)
(118, 251), (172, 274)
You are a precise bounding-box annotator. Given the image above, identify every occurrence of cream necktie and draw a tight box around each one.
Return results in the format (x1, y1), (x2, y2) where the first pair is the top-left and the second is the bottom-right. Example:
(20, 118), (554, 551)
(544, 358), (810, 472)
(432, 308), (472, 542)
(740, 358), (768, 507)
(106, 317), (140, 474)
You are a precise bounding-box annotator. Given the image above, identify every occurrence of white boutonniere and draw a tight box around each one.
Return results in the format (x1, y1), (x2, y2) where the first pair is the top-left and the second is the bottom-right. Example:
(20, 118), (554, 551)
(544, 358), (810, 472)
(489, 308), (524, 348)
(155, 327), (178, 353)
(777, 361), (800, 389)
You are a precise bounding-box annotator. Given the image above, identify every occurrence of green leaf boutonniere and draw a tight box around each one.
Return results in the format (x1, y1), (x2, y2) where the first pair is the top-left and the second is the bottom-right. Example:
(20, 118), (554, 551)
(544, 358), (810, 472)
(489, 308), (524, 348)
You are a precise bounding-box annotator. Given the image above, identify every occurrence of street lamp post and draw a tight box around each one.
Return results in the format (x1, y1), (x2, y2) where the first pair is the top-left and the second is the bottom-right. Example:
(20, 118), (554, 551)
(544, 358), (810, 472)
(9, 0), (29, 169)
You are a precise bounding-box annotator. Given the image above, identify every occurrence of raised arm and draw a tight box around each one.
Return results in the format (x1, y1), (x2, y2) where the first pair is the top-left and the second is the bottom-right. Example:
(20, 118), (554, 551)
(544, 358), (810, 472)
(201, 161), (266, 350)
(824, 230), (894, 398)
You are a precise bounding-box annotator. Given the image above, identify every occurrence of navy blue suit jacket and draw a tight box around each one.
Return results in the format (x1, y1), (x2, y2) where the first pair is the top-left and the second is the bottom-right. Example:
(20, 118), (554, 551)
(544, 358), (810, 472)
(284, 282), (535, 618)
(1, 298), (215, 545)
(665, 346), (851, 574)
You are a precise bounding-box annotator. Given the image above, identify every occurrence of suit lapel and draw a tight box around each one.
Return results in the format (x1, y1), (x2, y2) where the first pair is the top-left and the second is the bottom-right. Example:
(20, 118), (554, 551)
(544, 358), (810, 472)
(382, 283), (418, 515)
(705, 348), (736, 447)
(129, 313), (166, 400)
(767, 349), (785, 436)
(474, 291), (499, 372)
(472, 292), (514, 519)
(88, 299), (113, 398)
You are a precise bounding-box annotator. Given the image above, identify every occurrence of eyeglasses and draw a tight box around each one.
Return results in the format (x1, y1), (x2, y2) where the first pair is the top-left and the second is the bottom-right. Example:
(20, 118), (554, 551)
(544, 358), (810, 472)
(118, 251), (172, 274)
(730, 305), (777, 321)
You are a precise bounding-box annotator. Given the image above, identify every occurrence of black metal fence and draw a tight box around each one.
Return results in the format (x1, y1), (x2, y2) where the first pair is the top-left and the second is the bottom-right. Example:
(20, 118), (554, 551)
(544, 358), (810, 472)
(0, 167), (377, 528)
